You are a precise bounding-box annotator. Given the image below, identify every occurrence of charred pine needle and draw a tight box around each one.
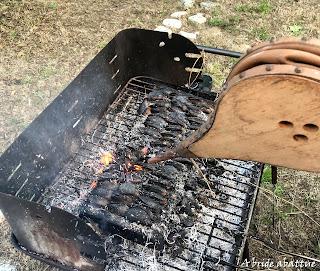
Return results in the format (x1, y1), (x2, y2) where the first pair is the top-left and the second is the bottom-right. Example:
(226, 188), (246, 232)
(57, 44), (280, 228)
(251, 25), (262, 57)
(190, 158), (214, 194)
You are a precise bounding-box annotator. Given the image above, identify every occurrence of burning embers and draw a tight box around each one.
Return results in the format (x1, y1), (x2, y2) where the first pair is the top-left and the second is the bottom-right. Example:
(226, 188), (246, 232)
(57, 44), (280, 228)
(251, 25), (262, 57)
(101, 150), (144, 174)
(126, 162), (143, 173)
(77, 85), (217, 253)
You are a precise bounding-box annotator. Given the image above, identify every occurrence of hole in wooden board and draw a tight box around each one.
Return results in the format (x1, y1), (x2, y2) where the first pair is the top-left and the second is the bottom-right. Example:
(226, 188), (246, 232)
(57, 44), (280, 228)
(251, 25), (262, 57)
(293, 134), (308, 142)
(303, 123), (319, 132)
(279, 120), (293, 128)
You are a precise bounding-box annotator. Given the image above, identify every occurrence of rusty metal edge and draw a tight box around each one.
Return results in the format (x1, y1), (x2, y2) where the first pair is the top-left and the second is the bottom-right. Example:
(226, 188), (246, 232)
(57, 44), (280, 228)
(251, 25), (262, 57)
(11, 234), (79, 271)
(235, 164), (264, 269)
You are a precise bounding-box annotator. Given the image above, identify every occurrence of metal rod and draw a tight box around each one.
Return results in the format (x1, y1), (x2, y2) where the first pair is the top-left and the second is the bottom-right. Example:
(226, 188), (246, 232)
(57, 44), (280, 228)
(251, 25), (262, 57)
(271, 165), (278, 185)
(196, 45), (242, 58)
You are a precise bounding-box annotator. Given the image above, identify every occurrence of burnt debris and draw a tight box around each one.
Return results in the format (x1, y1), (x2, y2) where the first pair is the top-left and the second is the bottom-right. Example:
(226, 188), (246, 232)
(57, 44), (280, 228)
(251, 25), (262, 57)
(40, 78), (261, 271)
(78, 85), (216, 251)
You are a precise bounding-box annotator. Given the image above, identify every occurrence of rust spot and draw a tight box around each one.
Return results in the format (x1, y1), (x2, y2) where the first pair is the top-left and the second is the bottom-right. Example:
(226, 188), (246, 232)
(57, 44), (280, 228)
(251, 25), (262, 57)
(20, 218), (98, 270)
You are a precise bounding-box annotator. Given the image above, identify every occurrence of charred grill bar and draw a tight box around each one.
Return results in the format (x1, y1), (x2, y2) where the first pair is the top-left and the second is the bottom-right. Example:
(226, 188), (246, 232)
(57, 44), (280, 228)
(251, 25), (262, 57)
(0, 29), (262, 271)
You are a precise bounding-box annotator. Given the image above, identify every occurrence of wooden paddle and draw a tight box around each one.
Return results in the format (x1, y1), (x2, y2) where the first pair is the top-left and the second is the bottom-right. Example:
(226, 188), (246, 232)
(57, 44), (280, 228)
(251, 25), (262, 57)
(149, 63), (320, 172)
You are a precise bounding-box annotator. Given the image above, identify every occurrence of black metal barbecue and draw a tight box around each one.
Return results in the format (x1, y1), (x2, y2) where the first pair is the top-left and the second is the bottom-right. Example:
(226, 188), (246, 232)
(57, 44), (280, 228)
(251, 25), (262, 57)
(0, 29), (262, 271)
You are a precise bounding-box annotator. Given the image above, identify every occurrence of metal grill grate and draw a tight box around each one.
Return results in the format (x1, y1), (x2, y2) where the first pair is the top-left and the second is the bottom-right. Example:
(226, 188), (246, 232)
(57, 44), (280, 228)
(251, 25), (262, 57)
(40, 77), (262, 271)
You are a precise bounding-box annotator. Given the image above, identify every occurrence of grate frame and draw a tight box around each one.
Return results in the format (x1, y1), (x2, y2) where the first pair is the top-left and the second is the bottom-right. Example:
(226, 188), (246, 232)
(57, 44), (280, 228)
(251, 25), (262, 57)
(38, 77), (263, 271)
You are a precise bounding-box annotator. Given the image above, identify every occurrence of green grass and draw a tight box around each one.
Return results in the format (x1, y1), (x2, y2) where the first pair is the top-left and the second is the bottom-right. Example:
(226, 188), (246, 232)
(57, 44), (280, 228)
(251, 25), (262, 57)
(39, 66), (56, 79)
(304, 193), (319, 207)
(227, 57), (239, 68)
(235, 0), (272, 15)
(234, 3), (251, 12)
(20, 75), (34, 85)
(8, 117), (28, 130)
(97, 40), (107, 49)
(208, 18), (229, 27)
(206, 62), (226, 87)
(9, 30), (18, 40)
(262, 166), (284, 197)
(256, 0), (272, 14)
(289, 24), (304, 36)
(211, 6), (222, 17)
(260, 214), (273, 225)
(252, 27), (270, 40)
(275, 209), (289, 221)
(274, 183), (285, 197)
(48, 2), (58, 9)
(209, 6), (240, 30)
(208, 15), (241, 31)
(261, 165), (272, 184)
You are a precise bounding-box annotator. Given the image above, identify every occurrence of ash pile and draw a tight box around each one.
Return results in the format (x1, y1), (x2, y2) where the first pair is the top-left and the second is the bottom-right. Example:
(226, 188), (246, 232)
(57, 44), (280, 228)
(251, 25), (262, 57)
(41, 79), (261, 271)
(80, 86), (217, 253)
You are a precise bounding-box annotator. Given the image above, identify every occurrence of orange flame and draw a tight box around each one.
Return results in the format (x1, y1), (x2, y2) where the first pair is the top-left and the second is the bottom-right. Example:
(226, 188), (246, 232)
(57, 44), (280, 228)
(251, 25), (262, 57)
(126, 162), (143, 172)
(133, 164), (143, 171)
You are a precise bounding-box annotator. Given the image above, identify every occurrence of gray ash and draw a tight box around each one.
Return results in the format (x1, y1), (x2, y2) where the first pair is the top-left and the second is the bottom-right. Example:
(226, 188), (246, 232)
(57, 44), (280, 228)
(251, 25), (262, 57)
(40, 78), (261, 271)
(78, 85), (217, 254)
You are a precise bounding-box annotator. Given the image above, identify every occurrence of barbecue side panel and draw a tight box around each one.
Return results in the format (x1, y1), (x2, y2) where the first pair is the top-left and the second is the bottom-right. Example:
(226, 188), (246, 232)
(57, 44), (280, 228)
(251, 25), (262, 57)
(0, 192), (106, 270)
(0, 45), (119, 201)
(0, 28), (202, 201)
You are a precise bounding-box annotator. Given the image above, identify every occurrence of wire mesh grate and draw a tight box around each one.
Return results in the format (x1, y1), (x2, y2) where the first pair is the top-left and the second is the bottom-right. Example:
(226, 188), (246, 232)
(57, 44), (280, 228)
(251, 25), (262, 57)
(40, 77), (262, 271)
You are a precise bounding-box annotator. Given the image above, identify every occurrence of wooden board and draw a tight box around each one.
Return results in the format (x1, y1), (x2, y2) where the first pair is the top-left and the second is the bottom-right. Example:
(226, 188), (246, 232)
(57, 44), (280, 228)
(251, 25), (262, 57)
(186, 66), (320, 172)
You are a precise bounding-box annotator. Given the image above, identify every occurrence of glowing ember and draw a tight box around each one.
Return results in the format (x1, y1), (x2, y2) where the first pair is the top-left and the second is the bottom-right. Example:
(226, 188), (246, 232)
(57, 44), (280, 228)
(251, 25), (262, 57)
(90, 180), (98, 189)
(126, 162), (143, 172)
(100, 152), (113, 166)
(133, 164), (143, 171)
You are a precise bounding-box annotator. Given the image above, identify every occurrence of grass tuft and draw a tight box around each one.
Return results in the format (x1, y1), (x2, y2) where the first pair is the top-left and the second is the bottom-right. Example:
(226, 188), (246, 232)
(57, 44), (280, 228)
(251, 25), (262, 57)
(252, 27), (270, 40)
(48, 2), (58, 9)
(9, 31), (18, 40)
(235, 0), (272, 15)
(289, 24), (304, 36)
(274, 183), (285, 197)
(260, 214), (273, 225)
(256, 0), (272, 14)
(206, 62), (226, 87)
(234, 3), (251, 13)
(275, 209), (288, 220)
(208, 15), (241, 31)
(261, 165), (272, 184)
(208, 18), (229, 27)
(39, 66), (56, 79)
(304, 192), (319, 207)
(97, 40), (107, 49)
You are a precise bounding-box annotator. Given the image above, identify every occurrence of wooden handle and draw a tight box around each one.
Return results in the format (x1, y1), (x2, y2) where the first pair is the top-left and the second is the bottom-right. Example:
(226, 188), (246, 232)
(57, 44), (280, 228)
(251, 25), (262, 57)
(185, 64), (320, 172)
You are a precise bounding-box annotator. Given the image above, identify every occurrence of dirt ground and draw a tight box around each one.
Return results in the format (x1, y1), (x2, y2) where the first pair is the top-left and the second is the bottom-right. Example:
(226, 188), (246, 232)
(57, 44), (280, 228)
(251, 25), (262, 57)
(0, 0), (319, 270)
